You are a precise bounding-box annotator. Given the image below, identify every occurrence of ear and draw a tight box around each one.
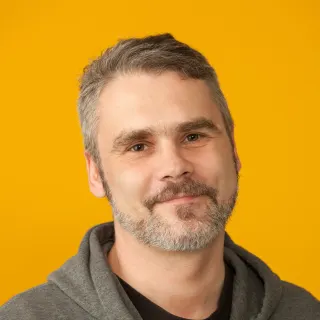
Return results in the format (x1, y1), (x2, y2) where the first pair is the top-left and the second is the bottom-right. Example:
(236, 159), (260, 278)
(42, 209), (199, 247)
(84, 151), (106, 198)
(230, 134), (242, 173)
(234, 146), (242, 172)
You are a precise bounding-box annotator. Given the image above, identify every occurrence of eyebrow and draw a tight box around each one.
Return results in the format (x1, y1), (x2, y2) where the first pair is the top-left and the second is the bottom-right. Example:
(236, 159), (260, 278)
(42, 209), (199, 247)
(111, 117), (221, 152)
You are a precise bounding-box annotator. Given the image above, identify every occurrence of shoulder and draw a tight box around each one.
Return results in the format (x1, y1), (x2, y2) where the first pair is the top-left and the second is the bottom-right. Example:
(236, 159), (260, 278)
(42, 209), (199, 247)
(272, 281), (320, 319)
(0, 283), (93, 320)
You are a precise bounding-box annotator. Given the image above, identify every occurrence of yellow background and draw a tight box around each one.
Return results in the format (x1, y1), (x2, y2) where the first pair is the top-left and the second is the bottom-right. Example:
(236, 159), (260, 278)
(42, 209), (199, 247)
(1, 0), (319, 305)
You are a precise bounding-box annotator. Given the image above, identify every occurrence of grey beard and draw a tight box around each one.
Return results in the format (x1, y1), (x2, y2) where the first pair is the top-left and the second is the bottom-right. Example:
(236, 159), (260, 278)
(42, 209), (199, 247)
(98, 155), (239, 252)
(110, 189), (238, 252)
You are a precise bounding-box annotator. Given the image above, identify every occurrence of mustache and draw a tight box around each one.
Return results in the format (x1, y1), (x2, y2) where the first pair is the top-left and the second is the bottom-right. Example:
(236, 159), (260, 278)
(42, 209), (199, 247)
(144, 178), (218, 210)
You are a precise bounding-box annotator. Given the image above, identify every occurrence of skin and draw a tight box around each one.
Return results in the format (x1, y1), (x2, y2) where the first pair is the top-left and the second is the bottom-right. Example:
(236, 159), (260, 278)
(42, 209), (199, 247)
(84, 71), (241, 319)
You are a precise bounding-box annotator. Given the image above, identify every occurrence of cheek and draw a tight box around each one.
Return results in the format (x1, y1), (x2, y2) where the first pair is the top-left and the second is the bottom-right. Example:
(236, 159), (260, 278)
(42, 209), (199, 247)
(215, 152), (238, 198)
(109, 162), (149, 204)
(196, 144), (237, 195)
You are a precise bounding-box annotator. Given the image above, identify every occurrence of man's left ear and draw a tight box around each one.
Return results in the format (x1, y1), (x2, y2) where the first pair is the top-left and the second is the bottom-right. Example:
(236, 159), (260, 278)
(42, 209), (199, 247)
(234, 147), (241, 172)
(230, 134), (241, 172)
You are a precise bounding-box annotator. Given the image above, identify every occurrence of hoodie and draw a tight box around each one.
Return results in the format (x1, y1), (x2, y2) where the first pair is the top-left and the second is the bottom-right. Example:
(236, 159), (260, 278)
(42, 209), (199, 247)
(1, 222), (319, 320)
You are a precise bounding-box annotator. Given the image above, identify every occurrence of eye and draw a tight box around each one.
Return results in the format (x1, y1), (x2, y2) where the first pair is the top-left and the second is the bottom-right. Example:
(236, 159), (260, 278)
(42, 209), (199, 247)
(185, 133), (204, 142)
(130, 143), (146, 152)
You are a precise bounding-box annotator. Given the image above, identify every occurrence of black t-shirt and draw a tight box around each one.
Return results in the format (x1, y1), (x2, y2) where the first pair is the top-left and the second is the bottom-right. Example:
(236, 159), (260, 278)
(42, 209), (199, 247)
(117, 262), (234, 320)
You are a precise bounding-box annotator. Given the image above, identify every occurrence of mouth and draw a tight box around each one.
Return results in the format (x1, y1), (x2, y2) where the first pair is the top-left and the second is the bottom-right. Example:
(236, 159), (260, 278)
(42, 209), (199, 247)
(161, 194), (200, 204)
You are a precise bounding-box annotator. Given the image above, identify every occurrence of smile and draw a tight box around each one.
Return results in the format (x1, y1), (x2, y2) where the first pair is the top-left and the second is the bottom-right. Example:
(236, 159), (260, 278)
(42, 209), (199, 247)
(161, 195), (200, 204)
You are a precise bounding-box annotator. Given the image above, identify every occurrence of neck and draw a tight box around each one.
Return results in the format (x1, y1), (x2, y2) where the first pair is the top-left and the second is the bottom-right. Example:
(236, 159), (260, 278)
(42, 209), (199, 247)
(107, 222), (226, 319)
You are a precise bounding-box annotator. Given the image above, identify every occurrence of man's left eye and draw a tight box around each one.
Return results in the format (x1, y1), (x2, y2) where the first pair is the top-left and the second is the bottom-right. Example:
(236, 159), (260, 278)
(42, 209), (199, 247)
(185, 133), (202, 142)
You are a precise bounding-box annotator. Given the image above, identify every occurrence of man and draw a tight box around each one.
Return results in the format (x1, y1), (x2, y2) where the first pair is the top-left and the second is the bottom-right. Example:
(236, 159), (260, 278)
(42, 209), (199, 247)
(1, 33), (319, 320)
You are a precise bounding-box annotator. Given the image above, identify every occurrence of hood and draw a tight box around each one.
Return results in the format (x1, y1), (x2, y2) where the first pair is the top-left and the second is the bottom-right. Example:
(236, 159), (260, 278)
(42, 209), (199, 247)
(48, 222), (283, 320)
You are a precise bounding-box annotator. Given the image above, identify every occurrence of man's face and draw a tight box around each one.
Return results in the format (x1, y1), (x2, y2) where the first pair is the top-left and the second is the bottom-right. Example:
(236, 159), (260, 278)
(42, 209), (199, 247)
(88, 71), (240, 251)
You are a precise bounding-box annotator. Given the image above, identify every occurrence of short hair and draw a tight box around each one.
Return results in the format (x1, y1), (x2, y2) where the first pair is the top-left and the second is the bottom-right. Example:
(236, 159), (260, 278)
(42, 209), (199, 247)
(77, 33), (234, 164)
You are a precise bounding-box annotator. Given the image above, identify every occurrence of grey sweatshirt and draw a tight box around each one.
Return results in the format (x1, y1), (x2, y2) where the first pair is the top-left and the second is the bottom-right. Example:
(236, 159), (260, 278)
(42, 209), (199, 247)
(1, 222), (319, 320)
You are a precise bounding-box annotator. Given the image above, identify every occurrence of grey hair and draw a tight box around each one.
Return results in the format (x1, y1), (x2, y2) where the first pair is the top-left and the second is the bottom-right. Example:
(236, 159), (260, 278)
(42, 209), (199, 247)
(77, 33), (234, 164)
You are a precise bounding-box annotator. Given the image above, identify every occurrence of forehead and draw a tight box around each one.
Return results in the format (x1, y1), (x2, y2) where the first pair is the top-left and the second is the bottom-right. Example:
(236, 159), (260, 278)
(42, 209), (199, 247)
(97, 71), (224, 143)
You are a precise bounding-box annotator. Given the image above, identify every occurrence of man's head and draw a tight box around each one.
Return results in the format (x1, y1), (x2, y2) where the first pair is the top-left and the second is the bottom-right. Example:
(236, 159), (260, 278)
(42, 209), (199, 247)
(78, 33), (241, 252)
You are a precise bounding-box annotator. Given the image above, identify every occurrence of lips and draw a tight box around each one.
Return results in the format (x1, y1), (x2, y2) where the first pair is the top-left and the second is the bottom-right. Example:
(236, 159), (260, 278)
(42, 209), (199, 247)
(161, 194), (199, 203)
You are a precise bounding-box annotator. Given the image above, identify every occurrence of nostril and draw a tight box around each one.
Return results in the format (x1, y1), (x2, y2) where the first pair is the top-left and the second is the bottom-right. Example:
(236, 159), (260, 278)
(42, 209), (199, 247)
(182, 171), (190, 176)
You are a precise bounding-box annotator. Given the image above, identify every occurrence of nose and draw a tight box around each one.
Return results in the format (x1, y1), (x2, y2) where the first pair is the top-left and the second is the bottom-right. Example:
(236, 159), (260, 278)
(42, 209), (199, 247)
(156, 144), (194, 182)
